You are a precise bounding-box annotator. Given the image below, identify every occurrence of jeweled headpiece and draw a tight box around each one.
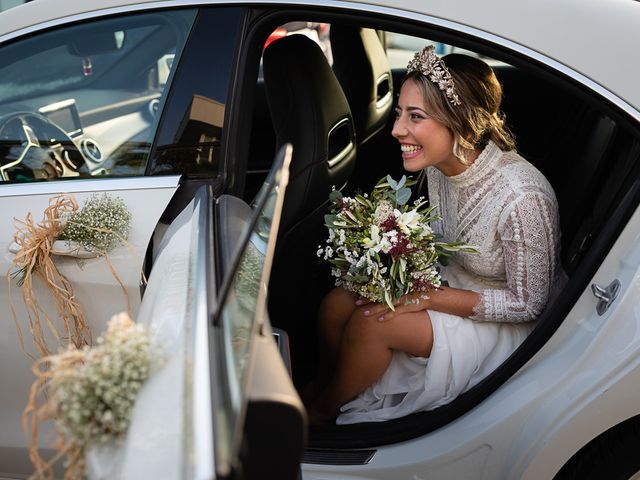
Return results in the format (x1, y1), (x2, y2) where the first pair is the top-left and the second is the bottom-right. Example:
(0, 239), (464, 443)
(407, 45), (461, 106)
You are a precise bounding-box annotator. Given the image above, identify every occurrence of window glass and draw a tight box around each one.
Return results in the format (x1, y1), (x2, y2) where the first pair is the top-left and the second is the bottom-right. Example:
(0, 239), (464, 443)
(0, 0), (25, 13)
(0, 9), (197, 182)
(148, 8), (243, 178)
(213, 145), (289, 468)
(384, 32), (504, 69)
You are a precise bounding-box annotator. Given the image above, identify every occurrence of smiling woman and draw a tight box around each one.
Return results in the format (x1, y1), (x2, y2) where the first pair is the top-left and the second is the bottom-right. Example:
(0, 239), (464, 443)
(305, 45), (564, 425)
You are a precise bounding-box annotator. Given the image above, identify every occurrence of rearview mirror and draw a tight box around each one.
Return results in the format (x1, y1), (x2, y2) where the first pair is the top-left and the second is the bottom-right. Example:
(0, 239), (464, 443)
(68, 30), (125, 56)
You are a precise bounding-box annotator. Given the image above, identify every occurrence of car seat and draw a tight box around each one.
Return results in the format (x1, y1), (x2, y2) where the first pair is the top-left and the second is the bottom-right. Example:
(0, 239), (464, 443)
(330, 26), (395, 190)
(330, 26), (393, 147)
(262, 34), (356, 382)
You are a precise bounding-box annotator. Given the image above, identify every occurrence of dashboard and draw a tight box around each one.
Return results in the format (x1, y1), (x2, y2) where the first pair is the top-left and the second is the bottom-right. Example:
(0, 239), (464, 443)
(0, 89), (161, 181)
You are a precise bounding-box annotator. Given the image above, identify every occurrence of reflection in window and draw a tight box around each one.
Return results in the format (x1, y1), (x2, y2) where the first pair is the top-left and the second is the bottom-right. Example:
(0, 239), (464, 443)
(0, 10), (197, 182)
(151, 95), (224, 175)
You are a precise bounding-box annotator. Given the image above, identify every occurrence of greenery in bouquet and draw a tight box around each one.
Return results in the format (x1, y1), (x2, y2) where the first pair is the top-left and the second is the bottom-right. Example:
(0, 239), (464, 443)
(24, 313), (161, 479)
(58, 193), (132, 253)
(318, 175), (478, 309)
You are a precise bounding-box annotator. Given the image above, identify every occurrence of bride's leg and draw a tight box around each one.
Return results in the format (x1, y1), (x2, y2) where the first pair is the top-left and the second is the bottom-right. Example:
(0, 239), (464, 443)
(301, 287), (359, 403)
(309, 310), (433, 422)
(317, 287), (359, 372)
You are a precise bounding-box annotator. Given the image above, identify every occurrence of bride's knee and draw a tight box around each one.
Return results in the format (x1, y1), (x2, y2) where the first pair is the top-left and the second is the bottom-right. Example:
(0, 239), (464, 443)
(318, 287), (357, 322)
(342, 308), (382, 343)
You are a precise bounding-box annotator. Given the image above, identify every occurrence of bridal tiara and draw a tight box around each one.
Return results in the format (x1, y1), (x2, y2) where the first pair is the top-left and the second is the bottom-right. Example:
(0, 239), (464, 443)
(406, 45), (461, 106)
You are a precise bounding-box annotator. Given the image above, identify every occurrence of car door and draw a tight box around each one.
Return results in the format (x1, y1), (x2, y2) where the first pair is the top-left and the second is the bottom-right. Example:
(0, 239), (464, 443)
(104, 145), (305, 479)
(0, 6), (246, 475)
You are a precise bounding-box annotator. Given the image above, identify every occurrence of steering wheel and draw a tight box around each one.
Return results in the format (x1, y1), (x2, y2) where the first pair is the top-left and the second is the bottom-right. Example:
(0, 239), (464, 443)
(0, 111), (87, 181)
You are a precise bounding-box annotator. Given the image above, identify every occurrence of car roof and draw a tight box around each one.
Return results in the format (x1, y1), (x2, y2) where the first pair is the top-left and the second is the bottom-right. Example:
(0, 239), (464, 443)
(1, 0), (639, 112)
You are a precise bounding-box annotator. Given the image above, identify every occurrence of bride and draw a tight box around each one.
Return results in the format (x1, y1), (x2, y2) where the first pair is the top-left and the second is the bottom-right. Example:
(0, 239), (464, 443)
(306, 45), (564, 424)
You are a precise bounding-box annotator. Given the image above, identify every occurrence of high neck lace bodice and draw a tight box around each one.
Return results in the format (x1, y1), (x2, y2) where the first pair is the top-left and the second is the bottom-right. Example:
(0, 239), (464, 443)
(427, 142), (562, 322)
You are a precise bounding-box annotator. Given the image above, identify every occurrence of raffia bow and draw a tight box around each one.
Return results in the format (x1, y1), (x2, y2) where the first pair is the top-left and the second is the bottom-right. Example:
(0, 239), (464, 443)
(8, 194), (91, 358)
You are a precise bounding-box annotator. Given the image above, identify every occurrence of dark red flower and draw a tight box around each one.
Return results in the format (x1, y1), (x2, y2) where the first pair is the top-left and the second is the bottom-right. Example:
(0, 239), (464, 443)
(380, 216), (397, 232)
(412, 277), (435, 292)
(389, 235), (413, 260)
(335, 198), (348, 210)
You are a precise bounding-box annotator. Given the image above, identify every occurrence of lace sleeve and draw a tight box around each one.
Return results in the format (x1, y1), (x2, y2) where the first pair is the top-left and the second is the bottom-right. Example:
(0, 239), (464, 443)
(471, 191), (560, 323)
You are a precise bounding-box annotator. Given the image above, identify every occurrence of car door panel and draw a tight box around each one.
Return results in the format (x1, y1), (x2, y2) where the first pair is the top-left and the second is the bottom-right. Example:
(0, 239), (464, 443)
(84, 191), (198, 479)
(0, 175), (180, 472)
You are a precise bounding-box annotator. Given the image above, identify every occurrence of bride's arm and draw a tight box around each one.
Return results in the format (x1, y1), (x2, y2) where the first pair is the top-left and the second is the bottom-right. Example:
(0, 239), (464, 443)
(470, 190), (560, 323)
(361, 190), (561, 323)
(358, 284), (480, 321)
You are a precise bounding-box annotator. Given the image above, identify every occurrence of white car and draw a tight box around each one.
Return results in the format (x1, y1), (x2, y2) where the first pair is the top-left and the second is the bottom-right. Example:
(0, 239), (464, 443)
(0, 0), (639, 479)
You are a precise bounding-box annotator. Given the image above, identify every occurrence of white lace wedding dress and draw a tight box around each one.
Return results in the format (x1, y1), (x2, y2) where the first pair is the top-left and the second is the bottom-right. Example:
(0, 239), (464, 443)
(337, 141), (564, 424)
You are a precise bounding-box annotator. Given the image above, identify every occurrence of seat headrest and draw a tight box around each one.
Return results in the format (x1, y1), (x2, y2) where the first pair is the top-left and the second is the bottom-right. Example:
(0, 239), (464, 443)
(330, 27), (393, 145)
(263, 34), (356, 236)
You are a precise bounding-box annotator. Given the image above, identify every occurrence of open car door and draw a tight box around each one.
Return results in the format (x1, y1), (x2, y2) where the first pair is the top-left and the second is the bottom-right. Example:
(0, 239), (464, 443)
(111, 144), (305, 479)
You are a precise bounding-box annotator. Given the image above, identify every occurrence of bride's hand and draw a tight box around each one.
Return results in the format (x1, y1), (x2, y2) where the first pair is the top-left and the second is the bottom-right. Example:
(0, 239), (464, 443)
(357, 292), (431, 322)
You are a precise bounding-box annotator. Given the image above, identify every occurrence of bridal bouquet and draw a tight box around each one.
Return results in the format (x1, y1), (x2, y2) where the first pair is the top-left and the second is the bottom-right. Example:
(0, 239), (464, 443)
(318, 175), (477, 309)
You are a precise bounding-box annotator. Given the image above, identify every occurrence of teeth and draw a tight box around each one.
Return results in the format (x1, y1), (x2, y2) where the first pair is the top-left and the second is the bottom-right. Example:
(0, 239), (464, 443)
(401, 144), (421, 153)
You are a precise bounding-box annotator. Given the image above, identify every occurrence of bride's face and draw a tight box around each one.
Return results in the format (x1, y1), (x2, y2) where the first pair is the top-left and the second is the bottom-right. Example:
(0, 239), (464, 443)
(391, 79), (463, 177)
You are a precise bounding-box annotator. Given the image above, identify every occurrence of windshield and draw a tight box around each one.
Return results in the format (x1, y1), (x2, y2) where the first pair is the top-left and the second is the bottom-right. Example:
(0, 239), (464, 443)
(0, 14), (187, 104)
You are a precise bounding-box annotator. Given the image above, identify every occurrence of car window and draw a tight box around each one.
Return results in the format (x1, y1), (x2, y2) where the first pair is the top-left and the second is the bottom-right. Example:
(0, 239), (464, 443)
(0, 0), (26, 13)
(0, 10), (197, 182)
(384, 31), (505, 69)
(146, 8), (244, 180)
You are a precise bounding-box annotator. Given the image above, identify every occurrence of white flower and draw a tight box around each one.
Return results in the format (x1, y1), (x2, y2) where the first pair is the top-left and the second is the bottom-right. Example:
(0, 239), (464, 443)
(338, 229), (347, 245)
(364, 225), (381, 249)
(396, 209), (422, 234)
(47, 313), (161, 448)
(373, 200), (394, 226)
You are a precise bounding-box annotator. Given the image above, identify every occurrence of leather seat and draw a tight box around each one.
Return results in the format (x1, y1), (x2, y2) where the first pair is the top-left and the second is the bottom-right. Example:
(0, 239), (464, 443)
(262, 34), (356, 381)
(330, 26), (394, 146)
(330, 26), (394, 190)
(263, 34), (356, 237)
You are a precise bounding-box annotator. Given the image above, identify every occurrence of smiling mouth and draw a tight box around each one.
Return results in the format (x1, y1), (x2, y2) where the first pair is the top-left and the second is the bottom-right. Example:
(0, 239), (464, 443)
(401, 144), (422, 156)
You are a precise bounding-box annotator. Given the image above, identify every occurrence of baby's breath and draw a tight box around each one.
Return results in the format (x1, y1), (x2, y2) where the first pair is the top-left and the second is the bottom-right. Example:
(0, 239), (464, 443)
(58, 193), (132, 253)
(51, 313), (161, 446)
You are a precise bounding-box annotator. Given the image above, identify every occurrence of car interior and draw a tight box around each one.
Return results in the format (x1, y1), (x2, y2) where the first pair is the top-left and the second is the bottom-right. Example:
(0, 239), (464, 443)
(238, 12), (640, 460)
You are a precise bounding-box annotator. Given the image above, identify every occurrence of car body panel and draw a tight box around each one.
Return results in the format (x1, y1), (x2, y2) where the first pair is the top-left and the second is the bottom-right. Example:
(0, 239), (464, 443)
(0, 176), (180, 474)
(84, 193), (209, 479)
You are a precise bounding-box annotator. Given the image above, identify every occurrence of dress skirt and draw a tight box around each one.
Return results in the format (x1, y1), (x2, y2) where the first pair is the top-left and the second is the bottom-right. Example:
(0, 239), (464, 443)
(336, 265), (536, 424)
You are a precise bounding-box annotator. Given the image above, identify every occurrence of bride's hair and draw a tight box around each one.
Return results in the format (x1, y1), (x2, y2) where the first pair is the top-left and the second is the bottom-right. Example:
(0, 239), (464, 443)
(403, 53), (516, 164)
